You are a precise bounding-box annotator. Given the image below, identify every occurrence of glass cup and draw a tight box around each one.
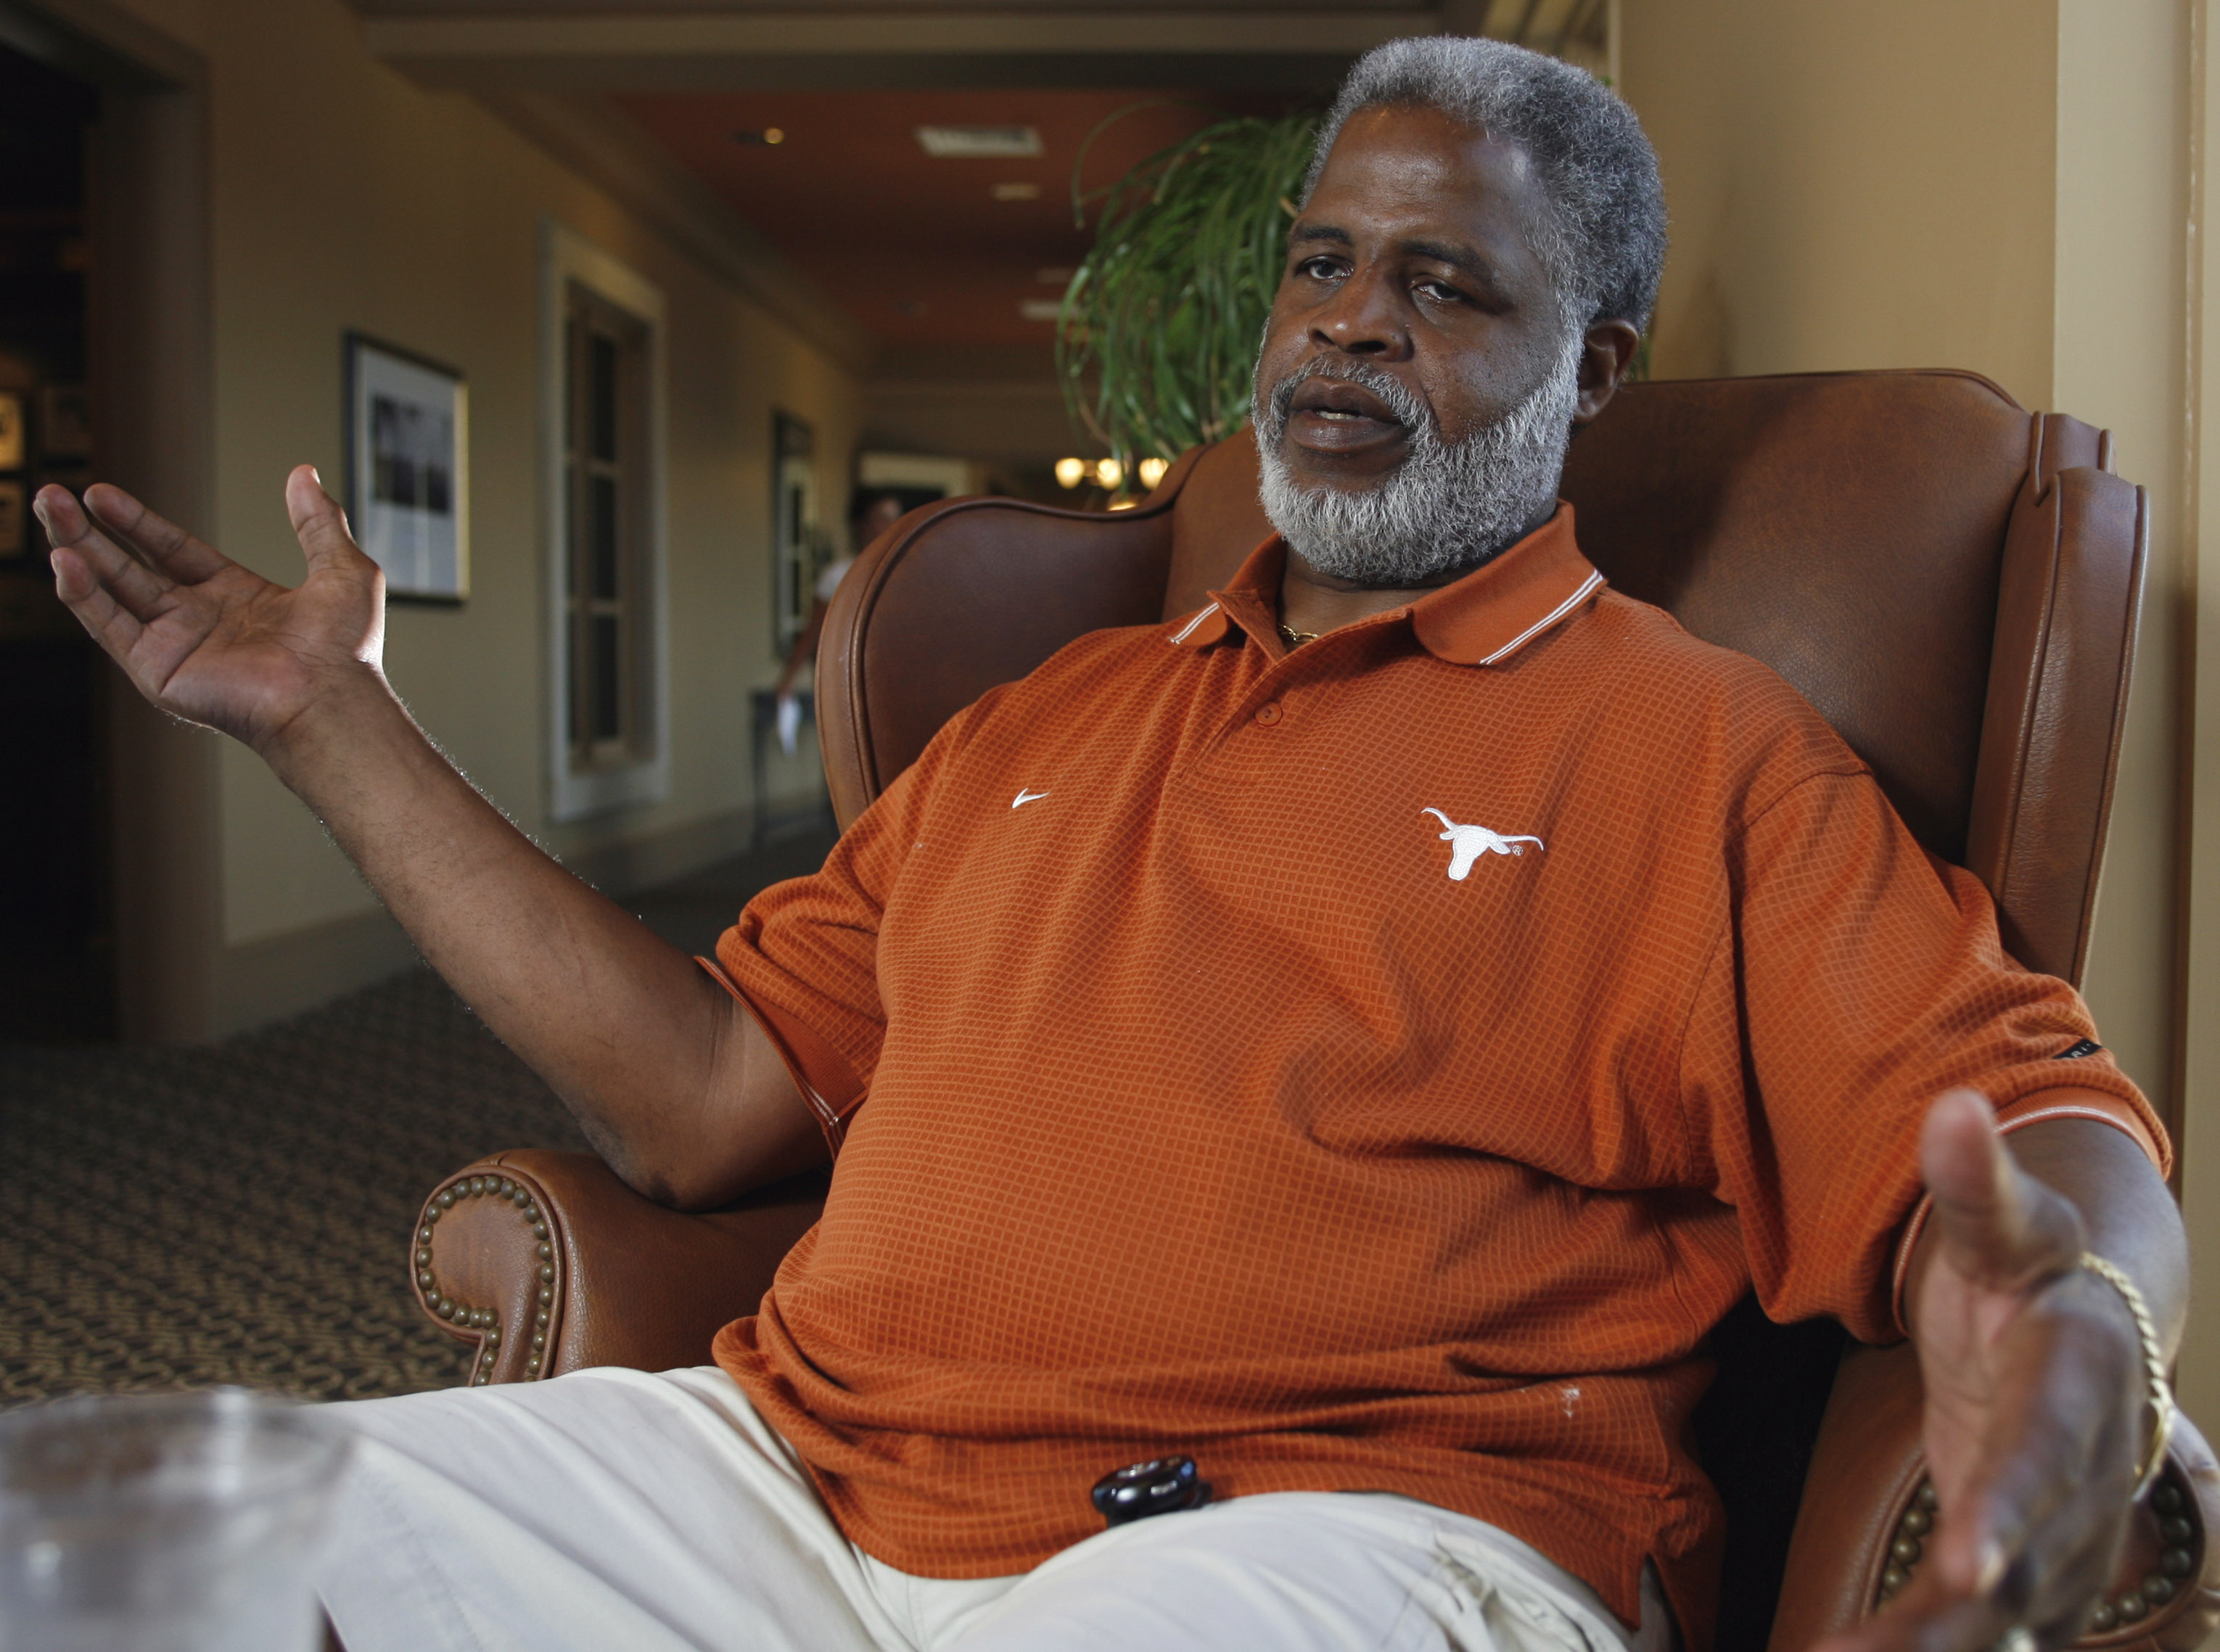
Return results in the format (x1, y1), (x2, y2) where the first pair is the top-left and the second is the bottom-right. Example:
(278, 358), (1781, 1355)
(0, 1389), (353, 1652)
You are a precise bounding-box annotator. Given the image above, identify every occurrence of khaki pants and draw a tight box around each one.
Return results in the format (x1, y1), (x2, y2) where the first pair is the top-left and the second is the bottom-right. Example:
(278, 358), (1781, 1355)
(318, 1365), (1667, 1652)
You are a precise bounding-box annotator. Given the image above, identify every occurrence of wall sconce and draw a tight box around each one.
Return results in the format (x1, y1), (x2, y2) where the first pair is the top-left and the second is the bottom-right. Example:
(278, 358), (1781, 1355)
(1054, 455), (1169, 493)
(1056, 455), (1180, 493)
(1053, 457), (1124, 489)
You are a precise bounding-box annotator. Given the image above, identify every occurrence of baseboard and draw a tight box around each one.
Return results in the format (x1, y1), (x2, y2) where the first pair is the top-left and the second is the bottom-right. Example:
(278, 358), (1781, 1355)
(557, 805), (760, 897)
(208, 903), (422, 1040)
(202, 807), (778, 1037)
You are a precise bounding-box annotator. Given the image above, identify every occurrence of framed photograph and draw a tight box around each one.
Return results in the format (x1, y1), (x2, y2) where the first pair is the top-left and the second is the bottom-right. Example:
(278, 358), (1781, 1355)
(344, 332), (469, 602)
(771, 411), (823, 652)
(0, 393), (23, 471)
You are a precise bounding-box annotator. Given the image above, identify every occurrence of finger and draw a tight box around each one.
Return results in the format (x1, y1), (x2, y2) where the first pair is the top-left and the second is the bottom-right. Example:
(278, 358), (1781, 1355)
(284, 464), (373, 578)
(1921, 1090), (2084, 1287)
(81, 482), (232, 584)
(2003, 1477), (2135, 1651)
(1939, 1472), (2125, 1652)
(49, 545), (148, 664)
(1820, 1529), (2111, 1652)
(34, 485), (176, 617)
(33, 478), (91, 543)
(1813, 1568), (2007, 1652)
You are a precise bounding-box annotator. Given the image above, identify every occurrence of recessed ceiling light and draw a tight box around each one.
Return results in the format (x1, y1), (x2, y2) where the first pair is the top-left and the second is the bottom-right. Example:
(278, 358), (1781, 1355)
(1019, 298), (1063, 321)
(731, 127), (784, 146)
(992, 181), (1043, 202)
(916, 125), (1043, 158)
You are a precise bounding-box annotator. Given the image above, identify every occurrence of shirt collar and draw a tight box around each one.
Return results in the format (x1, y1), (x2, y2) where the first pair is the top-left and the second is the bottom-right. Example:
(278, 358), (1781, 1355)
(1164, 504), (1605, 667)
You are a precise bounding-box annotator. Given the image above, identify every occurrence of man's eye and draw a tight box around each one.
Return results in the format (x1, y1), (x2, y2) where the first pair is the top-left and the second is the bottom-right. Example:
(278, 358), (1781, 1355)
(1296, 257), (1344, 281)
(1415, 279), (1465, 304)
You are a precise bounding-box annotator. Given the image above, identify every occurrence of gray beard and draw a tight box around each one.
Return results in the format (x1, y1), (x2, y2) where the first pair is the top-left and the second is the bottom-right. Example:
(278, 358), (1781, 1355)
(1254, 332), (1584, 586)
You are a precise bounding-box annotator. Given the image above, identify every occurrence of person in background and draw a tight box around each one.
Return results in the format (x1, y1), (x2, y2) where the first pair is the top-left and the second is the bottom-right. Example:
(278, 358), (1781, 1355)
(773, 489), (906, 754)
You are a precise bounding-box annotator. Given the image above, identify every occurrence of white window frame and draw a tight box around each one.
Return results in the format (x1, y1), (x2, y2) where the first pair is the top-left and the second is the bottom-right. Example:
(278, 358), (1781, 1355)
(540, 221), (670, 822)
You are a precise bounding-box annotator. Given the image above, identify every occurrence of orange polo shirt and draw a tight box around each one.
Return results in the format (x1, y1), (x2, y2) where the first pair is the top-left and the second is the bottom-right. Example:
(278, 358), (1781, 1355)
(709, 508), (2163, 1644)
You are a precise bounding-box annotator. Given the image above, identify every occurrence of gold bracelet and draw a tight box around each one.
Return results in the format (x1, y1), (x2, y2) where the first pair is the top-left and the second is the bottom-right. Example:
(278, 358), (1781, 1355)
(2080, 1252), (2176, 1495)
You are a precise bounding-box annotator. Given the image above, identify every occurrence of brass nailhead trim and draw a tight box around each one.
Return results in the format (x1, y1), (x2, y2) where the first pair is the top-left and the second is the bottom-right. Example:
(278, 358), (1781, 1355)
(416, 1172), (556, 1387)
(1875, 1480), (1939, 1600)
(1878, 1476), (2198, 1640)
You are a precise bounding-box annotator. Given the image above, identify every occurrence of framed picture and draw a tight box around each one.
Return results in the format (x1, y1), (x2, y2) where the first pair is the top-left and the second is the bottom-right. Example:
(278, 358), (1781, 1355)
(344, 332), (469, 602)
(0, 393), (23, 471)
(771, 412), (823, 652)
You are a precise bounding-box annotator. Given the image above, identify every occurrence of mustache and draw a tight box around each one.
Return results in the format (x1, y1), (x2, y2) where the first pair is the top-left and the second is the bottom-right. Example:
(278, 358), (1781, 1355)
(1262, 358), (1434, 437)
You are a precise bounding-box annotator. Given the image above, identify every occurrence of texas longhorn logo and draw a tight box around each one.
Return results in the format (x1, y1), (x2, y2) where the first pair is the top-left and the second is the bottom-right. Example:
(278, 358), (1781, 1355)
(1423, 808), (1545, 881)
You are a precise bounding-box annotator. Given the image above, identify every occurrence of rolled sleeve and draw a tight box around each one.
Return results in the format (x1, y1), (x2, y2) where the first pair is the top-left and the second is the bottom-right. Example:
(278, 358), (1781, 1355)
(1883, 1074), (2166, 1331)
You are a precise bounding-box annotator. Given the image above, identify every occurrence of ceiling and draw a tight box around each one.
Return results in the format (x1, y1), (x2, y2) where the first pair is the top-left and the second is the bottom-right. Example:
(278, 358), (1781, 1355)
(360, 1), (1611, 465)
(615, 88), (1298, 350)
(362, 2), (1610, 356)
(353, 0), (1426, 12)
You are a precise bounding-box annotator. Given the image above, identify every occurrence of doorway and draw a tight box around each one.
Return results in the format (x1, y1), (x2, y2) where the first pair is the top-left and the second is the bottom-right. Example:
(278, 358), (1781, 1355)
(0, 41), (107, 1040)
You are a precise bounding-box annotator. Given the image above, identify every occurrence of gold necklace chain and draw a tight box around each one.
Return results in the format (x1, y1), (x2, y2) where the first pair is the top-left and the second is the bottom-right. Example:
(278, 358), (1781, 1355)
(1278, 622), (1320, 649)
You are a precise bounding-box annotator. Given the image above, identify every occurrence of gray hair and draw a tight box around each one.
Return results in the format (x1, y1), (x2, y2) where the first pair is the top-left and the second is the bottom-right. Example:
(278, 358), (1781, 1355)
(1303, 36), (1666, 334)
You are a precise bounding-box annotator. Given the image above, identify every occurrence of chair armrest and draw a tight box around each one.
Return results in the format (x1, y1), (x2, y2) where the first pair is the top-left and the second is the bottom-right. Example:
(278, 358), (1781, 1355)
(412, 1149), (826, 1386)
(1768, 1341), (2220, 1652)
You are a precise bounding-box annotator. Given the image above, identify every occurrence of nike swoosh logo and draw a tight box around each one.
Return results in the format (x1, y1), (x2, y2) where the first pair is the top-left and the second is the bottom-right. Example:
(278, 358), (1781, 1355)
(1012, 789), (1049, 809)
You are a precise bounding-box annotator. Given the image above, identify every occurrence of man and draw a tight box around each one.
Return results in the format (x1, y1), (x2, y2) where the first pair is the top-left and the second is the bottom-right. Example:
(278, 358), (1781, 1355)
(36, 36), (2184, 1652)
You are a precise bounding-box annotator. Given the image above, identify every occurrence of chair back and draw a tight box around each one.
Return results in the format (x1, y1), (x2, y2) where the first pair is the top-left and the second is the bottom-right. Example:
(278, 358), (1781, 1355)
(820, 369), (2145, 987)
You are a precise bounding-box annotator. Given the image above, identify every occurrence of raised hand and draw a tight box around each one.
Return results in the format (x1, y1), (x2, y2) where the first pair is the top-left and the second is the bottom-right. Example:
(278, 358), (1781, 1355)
(38, 466), (386, 754)
(40, 464), (819, 1205)
(1822, 1090), (2169, 1652)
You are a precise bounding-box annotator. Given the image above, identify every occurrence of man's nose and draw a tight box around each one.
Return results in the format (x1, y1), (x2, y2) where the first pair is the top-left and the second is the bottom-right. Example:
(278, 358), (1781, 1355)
(1308, 266), (1412, 360)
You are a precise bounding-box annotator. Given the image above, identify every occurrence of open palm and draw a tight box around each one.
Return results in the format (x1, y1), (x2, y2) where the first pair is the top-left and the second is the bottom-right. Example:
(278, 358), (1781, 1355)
(37, 467), (386, 752)
(1823, 1091), (2145, 1652)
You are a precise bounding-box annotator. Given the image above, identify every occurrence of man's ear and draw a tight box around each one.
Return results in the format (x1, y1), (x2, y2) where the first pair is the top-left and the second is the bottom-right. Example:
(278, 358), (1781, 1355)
(1572, 319), (1643, 427)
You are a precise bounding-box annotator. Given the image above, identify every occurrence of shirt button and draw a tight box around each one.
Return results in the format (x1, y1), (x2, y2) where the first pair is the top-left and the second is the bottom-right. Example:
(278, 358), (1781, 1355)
(1254, 702), (1282, 726)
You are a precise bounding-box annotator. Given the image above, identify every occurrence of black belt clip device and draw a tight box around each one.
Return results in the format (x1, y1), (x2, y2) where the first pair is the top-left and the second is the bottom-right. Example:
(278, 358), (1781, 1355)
(1091, 1455), (1211, 1527)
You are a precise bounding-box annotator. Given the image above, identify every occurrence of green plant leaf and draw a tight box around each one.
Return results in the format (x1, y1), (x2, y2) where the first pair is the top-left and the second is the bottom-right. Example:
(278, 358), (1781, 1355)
(1057, 111), (1317, 486)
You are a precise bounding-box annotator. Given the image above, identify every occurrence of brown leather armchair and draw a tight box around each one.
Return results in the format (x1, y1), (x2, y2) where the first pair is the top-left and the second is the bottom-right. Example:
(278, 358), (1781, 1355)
(411, 370), (2218, 1652)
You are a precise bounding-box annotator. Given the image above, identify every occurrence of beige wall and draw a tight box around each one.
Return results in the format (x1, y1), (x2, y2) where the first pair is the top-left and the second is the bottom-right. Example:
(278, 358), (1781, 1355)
(2184, 0), (2220, 1429)
(1624, 0), (2059, 404)
(1624, 0), (2188, 1117)
(1625, 0), (2215, 1400)
(2050, 0), (2191, 1228)
(1624, 0), (2220, 1421)
(69, 0), (861, 1027)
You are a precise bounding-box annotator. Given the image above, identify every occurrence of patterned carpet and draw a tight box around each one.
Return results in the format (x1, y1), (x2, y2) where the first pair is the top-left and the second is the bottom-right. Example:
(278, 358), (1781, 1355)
(0, 827), (836, 1405)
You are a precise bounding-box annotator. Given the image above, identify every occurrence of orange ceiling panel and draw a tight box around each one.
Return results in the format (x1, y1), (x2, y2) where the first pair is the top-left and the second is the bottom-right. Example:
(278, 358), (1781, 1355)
(615, 87), (1305, 348)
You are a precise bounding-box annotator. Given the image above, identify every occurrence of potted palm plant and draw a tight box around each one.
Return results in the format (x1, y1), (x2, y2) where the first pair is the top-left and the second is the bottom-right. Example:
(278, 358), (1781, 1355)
(1056, 112), (1317, 494)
